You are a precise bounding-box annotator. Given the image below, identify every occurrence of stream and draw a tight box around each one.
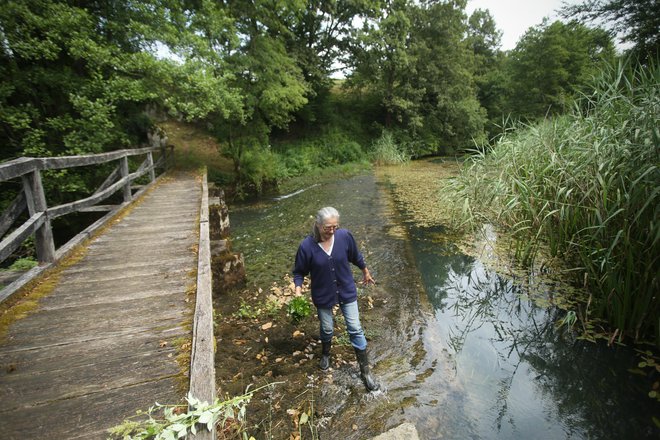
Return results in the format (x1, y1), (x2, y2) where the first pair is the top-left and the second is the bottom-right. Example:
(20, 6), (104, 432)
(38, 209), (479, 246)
(227, 162), (659, 439)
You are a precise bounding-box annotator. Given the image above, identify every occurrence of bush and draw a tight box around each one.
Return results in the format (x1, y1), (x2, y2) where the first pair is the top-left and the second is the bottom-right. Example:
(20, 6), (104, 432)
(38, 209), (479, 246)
(237, 146), (286, 193)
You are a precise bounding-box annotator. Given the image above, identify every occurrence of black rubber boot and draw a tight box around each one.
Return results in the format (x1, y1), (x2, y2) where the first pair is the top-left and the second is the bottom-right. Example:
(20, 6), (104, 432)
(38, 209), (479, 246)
(319, 340), (331, 370)
(354, 348), (379, 391)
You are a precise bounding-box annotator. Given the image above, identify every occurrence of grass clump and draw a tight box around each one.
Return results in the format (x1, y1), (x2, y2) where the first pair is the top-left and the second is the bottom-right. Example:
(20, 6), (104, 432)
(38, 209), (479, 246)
(370, 131), (410, 165)
(452, 59), (659, 345)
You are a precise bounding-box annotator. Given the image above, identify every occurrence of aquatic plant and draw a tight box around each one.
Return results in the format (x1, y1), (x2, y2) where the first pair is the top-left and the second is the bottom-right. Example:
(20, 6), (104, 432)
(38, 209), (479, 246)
(452, 58), (659, 345)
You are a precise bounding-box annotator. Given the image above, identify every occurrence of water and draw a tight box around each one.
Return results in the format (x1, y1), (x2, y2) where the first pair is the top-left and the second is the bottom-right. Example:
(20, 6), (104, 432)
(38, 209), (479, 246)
(228, 169), (659, 439)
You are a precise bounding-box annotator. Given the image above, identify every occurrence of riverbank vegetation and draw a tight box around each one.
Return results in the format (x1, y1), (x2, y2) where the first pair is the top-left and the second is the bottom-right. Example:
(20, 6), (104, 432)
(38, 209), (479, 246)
(451, 60), (659, 346)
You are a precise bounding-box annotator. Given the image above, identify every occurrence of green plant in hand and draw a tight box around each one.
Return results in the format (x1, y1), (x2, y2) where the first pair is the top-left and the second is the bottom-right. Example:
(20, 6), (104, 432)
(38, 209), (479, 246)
(287, 296), (311, 324)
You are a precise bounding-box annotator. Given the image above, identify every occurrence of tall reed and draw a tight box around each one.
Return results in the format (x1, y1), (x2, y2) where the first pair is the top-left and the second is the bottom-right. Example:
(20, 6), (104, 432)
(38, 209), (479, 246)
(453, 59), (659, 345)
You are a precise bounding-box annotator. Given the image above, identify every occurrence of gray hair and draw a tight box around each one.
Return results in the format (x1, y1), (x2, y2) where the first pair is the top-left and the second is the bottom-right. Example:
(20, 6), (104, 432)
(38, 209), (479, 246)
(312, 206), (340, 242)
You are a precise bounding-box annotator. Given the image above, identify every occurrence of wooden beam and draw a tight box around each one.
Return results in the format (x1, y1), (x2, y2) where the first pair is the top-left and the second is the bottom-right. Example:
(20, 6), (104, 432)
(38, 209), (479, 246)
(0, 147), (165, 183)
(93, 166), (121, 196)
(0, 158), (36, 181)
(37, 147), (158, 170)
(188, 168), (215, 440)
(78, 205), (118, 212)
(120, 157), (131, 202)
(0, 213), (45, 263)
(147, 152), (155, 182)
(47, 176), (129, 219)
(22, 170), (55, 263)
(0, 191), (27, 238)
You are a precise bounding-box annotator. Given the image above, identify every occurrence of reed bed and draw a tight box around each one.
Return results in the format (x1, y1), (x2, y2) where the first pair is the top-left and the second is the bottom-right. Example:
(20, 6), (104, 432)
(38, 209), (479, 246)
(452, 60), (659, 345)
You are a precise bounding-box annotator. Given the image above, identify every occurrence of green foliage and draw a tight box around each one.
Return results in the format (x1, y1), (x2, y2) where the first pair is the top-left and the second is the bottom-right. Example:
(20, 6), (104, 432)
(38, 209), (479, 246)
(506, 20), (616, 120)
(287, 296), (311, 324)
(107, 390), (260, 440)
(453, 59), (660, 344)
(7, 258), (38, 272)
(350, 0), (487, 153)
(561, 0), (660, 63)
(369, 131), (410, 165)
(233, 300), (260, 320)
(263, 298), (281, 318)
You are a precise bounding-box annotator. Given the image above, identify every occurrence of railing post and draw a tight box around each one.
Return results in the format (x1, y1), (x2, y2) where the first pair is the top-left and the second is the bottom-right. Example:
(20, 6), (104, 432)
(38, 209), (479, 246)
(147, 151), (155, 182)
(21, 170), (55, 263)
(160, 145), (167, 170)
(120, 156), (132, 202)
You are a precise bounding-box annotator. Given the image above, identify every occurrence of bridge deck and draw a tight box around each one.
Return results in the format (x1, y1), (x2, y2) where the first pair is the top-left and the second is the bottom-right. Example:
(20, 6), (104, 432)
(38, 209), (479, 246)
(0, 173), (201, 439)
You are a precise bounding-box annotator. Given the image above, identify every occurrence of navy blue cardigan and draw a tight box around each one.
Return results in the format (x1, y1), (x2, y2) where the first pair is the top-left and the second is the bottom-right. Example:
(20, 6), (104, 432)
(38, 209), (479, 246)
(292, 228), (367, 308)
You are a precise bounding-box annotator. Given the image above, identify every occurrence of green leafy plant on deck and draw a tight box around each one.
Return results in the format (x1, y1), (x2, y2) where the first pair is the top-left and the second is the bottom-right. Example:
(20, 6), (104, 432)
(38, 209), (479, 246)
(107, 390), (257, 440)
(7, 257), (38, 271)
(287, 296), (311, 324)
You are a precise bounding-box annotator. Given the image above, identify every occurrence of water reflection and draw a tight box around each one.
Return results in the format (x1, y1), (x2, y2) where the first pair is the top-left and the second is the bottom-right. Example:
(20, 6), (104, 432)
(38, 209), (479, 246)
(406, 224), (659, 440)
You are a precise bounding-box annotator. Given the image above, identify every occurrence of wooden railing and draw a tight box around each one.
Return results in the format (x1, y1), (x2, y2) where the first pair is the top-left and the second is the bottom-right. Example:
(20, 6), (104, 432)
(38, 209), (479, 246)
(0, 146), (172, 300)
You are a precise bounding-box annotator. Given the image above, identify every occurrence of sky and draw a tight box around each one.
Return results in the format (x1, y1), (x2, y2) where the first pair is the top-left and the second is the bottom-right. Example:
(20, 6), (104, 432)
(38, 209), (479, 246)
(465, 0), (576, 51)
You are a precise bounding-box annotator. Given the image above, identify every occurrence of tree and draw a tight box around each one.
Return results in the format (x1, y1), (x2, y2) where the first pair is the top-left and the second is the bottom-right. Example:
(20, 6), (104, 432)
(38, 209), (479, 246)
(466, 8), (508, 139)
(0, 0), (241, 162)
(349, 0), (486, 154)
(560, 0), (660, 62)
(505, 20), (616, 119)
(187, 1), (309, 188)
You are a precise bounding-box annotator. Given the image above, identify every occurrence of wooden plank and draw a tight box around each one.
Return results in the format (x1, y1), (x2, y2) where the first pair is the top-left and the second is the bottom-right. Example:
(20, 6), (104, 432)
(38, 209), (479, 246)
(0, 190), (26, 238)
(0, 377), (181, 440)
(0, 213), (45, 264)
(0, 173), (199, 439)
(188, 169), (215, 440)
(0, 171), (168, 306)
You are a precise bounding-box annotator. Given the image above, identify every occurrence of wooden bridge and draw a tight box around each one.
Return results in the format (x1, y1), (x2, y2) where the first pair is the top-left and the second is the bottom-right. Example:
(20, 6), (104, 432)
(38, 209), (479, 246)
(0, 148), (216, 439)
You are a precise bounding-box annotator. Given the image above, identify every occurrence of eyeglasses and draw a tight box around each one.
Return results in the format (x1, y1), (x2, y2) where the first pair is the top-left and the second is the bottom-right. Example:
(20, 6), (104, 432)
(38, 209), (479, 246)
(322, 224), (339, 231)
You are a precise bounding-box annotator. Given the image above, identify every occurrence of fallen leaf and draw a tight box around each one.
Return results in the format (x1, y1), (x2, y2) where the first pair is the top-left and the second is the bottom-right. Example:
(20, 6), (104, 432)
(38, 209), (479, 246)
(275, 357), (283, 363)
(292, 330), (303, 338)
(261, 322), (273, 330)
(265, 337), (269, 343)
